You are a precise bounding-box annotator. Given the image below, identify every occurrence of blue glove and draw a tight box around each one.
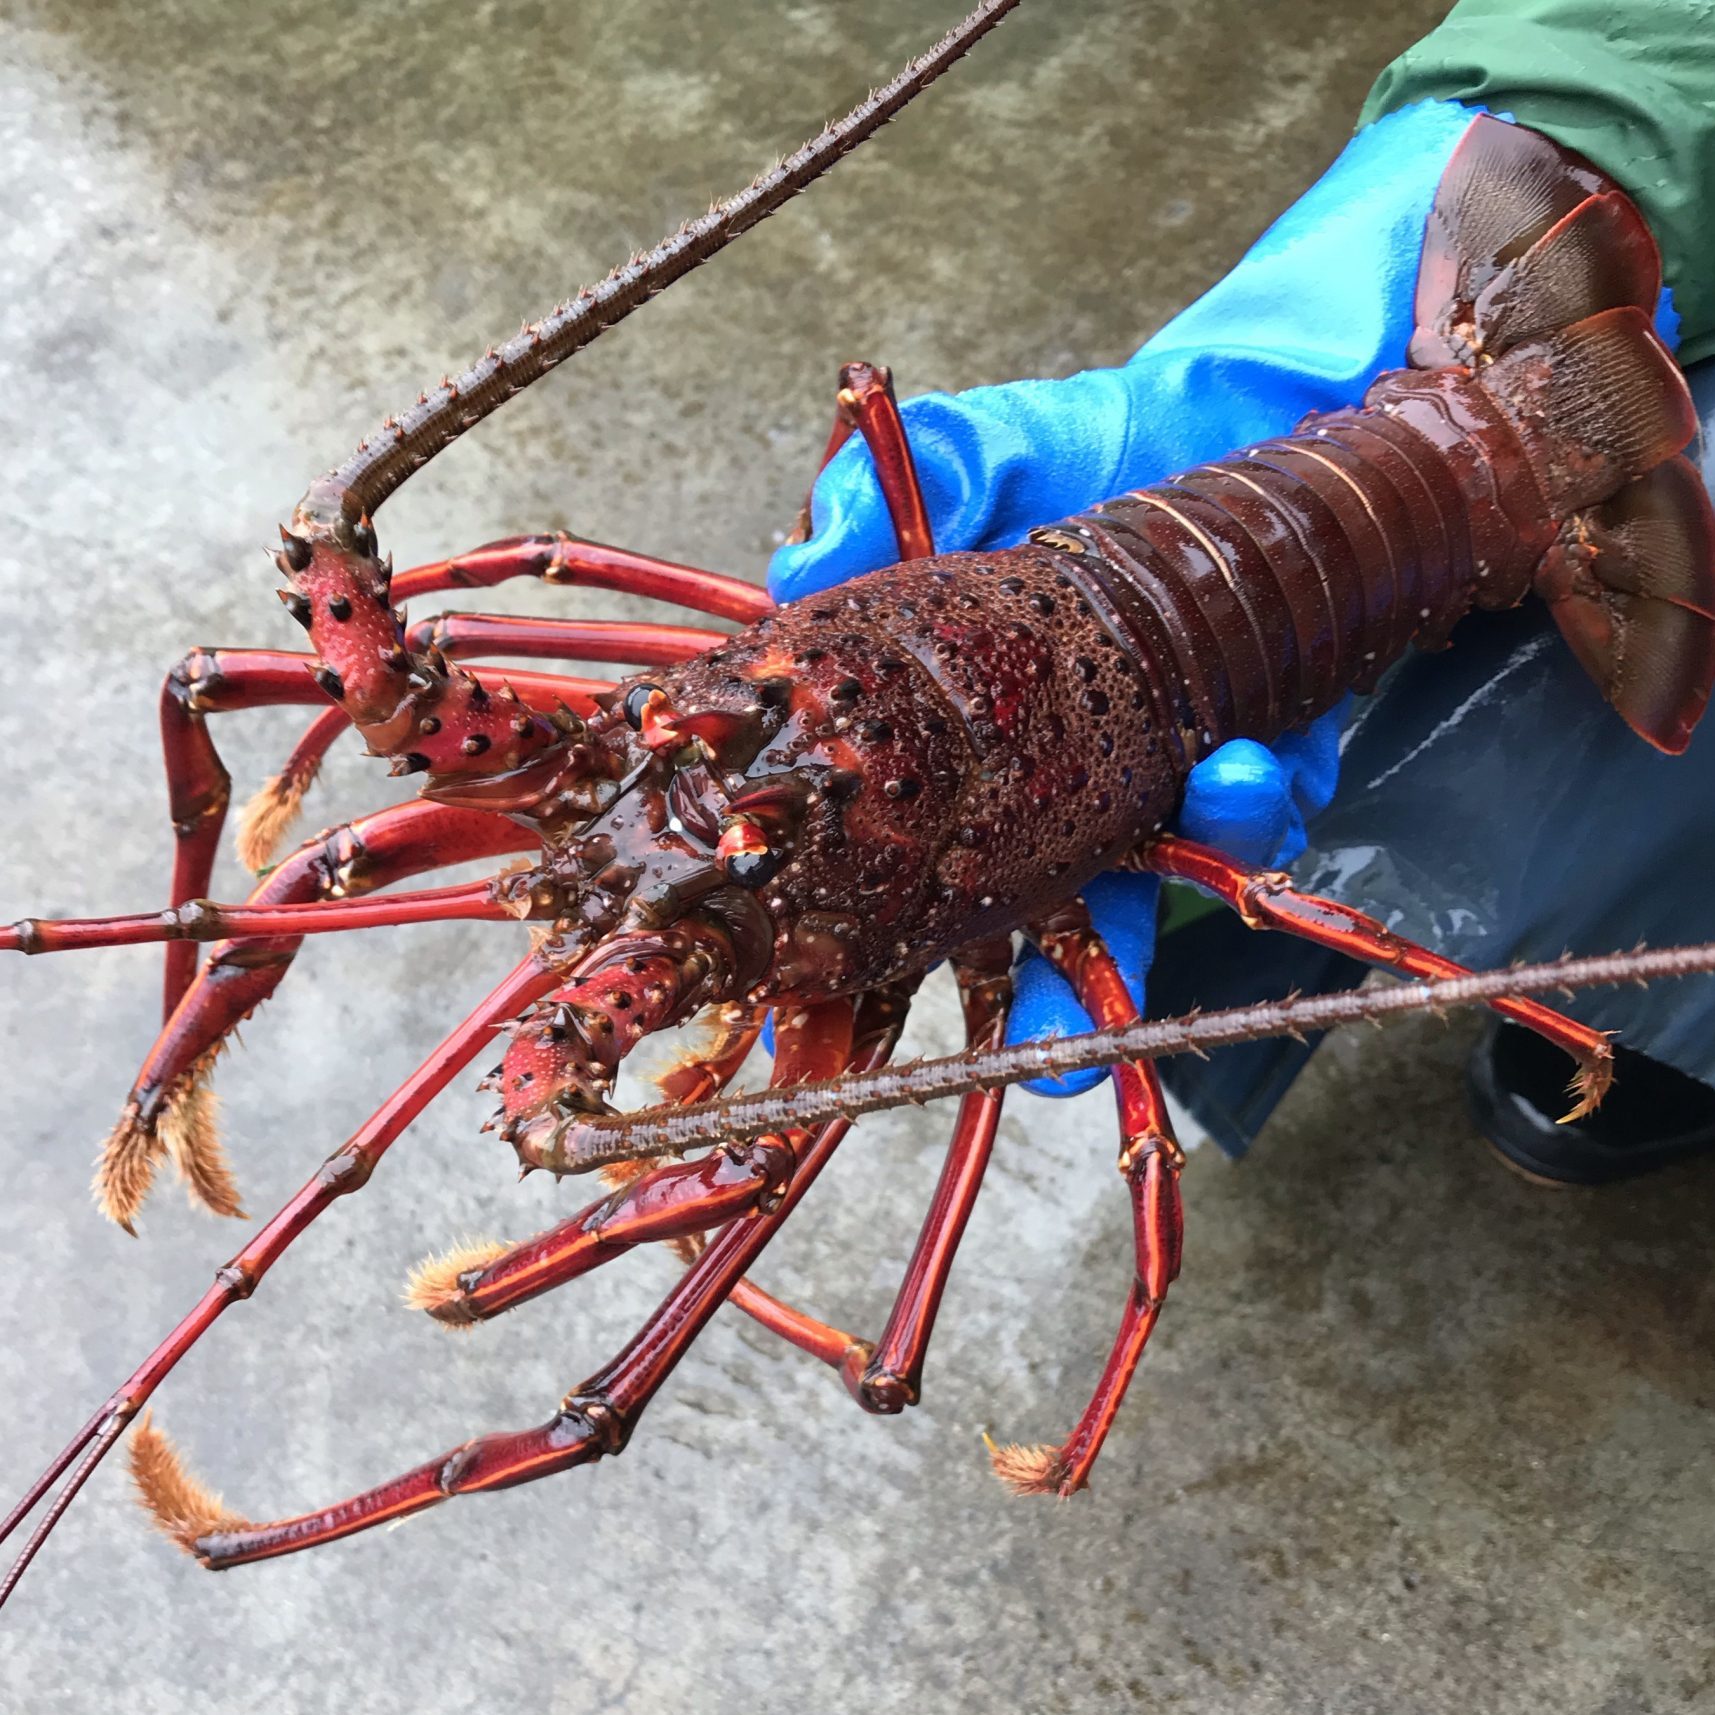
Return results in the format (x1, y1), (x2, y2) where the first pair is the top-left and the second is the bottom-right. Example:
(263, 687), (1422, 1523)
(769, 100), (1481, 1094)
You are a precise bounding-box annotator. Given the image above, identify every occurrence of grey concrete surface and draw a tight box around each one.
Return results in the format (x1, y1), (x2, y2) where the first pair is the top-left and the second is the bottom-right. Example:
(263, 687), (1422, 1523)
(1, 1), (1711, 1710)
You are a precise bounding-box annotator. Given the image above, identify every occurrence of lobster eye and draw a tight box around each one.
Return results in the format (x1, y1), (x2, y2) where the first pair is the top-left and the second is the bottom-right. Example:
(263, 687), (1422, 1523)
(724, 846), (783, 889)
(622, 682), (664, 729)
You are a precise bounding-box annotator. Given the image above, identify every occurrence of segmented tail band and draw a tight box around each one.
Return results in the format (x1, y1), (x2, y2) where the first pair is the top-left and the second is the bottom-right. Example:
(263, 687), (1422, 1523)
(1038, 116), (1714, 763)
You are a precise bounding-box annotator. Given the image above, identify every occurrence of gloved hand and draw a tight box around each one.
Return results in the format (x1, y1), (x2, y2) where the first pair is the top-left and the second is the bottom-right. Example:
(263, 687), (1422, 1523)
(768, 99), (1482, 1095)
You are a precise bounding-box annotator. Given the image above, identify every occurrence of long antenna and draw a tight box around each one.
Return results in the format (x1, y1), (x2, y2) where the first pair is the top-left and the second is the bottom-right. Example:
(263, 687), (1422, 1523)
(302, 0), (1022, 528)
(555, 939), (1715, 1164)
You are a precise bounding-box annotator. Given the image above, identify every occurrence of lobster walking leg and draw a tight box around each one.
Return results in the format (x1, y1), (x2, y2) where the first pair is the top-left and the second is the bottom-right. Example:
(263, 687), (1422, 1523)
(788, 360), (935, 560)
(397, 533), (772, 623)
(157, 649), (600, 1003)
(1139, 835), (1615, 1114)
(407, 1000), (854, 1324)
(128, 988), (913, 1570)
(987, 912), (1183, 1498)
(605, 1005), (874, 1370)
(427, 949), (1011, 1402)
(847, 940), (1011, 1411)
(403, 611), (728, 666)
(97, 801), (538, 1230)
(159, 648), (350, 1017)
(692, 943), (1013, 1403)
(0, 953), (558, 1610)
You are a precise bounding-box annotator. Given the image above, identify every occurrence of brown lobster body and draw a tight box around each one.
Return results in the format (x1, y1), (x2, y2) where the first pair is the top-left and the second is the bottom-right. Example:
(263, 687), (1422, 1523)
(6, 2), (1714, 1604)
(617, 117), (1714, 1004)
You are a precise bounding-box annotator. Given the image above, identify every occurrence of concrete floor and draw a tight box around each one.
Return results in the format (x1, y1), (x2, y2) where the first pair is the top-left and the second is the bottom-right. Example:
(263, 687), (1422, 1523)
(1, 0), (1712, 1709)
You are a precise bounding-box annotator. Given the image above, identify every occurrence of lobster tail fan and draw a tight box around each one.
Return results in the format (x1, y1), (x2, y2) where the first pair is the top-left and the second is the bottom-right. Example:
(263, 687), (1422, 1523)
(1482, 306), (1697, 515)
(1409, 114), (1611, 368)
(1557, 457), (1715, 618)
(1536, 458), (1715, 754)
(1412, 114), (1712, 749)
(1469, 191), (1661, 360)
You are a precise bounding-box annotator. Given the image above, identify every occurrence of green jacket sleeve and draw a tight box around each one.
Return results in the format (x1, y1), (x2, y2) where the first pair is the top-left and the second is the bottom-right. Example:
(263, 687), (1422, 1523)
(1360, 0), (1715, 365)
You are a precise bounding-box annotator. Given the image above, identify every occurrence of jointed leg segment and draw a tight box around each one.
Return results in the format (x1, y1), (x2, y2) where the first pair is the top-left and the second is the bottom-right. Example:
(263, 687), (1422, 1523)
(0, 954), (560, 1607)
(988, 909), (1184, 1498)
(131, 989), (913, 1569)
(1139, 835), (1614, 1115)
(849, 941), (1012, 1412)
(95, 800), (539, 1230)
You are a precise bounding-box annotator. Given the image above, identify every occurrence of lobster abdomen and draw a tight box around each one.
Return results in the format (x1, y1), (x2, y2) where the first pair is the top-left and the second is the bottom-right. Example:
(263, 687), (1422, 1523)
(1042, 116), (1715, 762)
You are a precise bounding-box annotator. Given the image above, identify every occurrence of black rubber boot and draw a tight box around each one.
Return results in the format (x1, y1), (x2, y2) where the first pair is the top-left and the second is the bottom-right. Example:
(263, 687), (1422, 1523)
(1466, 1020), (1715, 1186)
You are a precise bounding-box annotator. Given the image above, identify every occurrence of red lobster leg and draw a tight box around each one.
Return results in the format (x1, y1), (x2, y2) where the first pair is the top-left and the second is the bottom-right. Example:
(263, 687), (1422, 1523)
(608, 1007), (874, 1371)
(408, 1000), (853, 1325)
(987, 911), (1184, 1499)
(847, 939), (1011, 1411)
(127, 988), (912, 1570)
(411, 1142), (797, 1326)
(155, 646), (598, 1012)
(1139, 835), (1615, 1116)
(695, 943), (1012, 1401)
(789, 360), (936, 561)
(403, 611), (728, 667)
(417, 992), (867, 1370)
(396, 533), (772, 623)
(0, 953), (559, 1610)
(2, 881), (524, 956)
(96, 801), (538, 1231)
(158, 648), (349, 1016)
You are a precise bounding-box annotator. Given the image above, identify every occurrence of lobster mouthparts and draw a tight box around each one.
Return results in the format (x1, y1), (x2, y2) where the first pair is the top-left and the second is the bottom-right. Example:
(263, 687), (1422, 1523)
(483, 551), (1186, 1168)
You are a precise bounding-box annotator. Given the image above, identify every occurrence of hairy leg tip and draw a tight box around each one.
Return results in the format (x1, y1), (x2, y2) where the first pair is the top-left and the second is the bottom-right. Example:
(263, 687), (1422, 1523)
(1560, 1045), (1616, 1124)
(403, 1239), (509, 1324)
(162, 1062), (245, 1220)
(129, 1412), (250, 1559)
(982, 1432), (1073, 1498)
(93, 1105), (165, 1233)
(235, 768), (314, 873)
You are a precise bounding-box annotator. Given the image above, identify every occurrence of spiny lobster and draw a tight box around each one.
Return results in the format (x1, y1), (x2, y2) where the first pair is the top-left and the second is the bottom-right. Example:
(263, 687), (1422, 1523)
(4, 0), (1713, 1604)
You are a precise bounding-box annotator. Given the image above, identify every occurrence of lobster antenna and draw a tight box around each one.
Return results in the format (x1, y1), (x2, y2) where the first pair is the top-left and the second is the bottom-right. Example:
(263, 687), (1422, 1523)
(560, 938), (1715, 1163)
(302, 0), (1023, 528)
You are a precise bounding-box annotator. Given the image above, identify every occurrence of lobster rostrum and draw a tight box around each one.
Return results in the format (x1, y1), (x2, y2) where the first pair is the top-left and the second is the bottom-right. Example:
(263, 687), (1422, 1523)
(4, 0), (1713, 1600)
